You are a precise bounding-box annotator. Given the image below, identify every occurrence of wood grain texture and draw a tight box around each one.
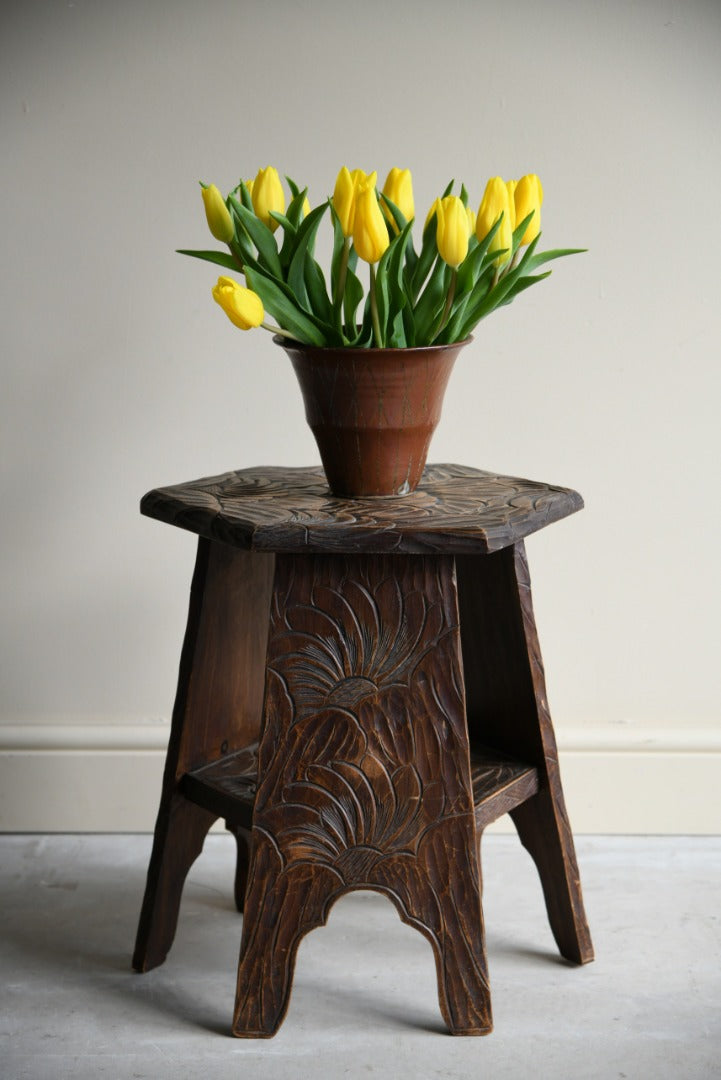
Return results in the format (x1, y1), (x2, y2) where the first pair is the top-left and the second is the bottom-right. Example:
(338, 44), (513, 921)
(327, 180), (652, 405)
(134, 466), (592, 1038)
(132, 539), (274, 972)
(184, 741), (538, 836)
(456, 543), (594, 964)
(232, 553), (492, 1037)
(140, 464), (583, 555)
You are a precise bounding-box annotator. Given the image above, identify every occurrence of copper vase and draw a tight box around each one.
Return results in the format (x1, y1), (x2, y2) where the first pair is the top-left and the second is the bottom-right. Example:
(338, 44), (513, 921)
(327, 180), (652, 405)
(279, 338), (468, 497)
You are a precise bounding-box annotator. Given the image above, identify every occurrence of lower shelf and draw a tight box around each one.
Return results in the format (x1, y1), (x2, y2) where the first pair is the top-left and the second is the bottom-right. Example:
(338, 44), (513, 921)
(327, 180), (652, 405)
(181, 742), (539, 831)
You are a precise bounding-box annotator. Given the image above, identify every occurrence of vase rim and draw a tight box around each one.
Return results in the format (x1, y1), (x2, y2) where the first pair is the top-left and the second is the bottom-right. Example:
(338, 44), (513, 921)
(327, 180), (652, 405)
(273, 335), (472, 356)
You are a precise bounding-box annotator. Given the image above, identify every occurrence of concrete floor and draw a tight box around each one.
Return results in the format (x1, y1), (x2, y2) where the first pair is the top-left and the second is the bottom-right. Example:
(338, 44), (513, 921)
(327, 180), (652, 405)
(1, 835), (719, 1080)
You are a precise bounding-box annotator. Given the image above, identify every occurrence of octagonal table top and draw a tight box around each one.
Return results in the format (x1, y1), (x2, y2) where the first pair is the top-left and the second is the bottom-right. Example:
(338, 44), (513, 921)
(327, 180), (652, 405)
(140, 464), (583, 555)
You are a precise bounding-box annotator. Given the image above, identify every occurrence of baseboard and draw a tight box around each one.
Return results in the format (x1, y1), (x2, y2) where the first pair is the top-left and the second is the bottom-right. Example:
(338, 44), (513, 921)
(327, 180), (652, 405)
(1, 720), (719, 833)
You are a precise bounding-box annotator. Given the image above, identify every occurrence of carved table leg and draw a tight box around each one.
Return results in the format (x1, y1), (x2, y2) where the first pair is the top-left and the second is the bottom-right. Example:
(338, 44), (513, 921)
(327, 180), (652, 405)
(456, 543), (594, 965)
(225, 822), (252, 912)
(133, 539), (274, 972)
(232, 553), (492, 1037)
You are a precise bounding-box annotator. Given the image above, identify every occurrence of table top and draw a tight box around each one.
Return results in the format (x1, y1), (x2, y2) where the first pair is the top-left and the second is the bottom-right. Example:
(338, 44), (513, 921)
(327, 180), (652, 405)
(140, 464), (583, 555)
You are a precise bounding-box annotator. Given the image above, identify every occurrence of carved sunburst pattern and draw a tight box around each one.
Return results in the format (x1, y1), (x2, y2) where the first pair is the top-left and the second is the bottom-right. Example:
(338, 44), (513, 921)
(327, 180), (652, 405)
(252, 554), (472, 883)
(269, 564), (450, 718)
(235, 552), (491, 1036)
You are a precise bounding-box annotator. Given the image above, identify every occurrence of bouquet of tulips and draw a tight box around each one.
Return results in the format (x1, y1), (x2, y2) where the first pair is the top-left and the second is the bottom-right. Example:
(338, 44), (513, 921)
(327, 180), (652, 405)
(180, 166), (583, 349)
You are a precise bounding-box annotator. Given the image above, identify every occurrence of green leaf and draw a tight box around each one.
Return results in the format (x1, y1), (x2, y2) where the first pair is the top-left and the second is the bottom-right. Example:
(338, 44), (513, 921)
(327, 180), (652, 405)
(379, 194), (418, 275)
(228, 196), (282, 278)
(522, 246), (587, 273)
(286, 186), (310, 232)
(411, 215), (439, 300)
(238, 180), (254, 212)
(244, 265), (328, 346)
(455, 218), (502, 297)
(373, 254), (391, 345)
(387, 308), (407, 348)
(269, 211), (296, 234)
(287, 203), (329, 309)
(343, 266), (364, 337)
(384, 221), (413, 346)
(329, 203), (347, 304)
(413, 256), (451, 343)
(511, 211), (534, 257)
(305, 258), (334, 325)
(497, 270), (552, 306)
(176, 249), (240, 271)
(457, 264), (528, 339)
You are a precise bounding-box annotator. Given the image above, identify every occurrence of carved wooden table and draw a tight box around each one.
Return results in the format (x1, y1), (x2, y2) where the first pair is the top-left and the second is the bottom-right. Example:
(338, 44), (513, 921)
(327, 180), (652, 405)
(132, 464), (594, 1037)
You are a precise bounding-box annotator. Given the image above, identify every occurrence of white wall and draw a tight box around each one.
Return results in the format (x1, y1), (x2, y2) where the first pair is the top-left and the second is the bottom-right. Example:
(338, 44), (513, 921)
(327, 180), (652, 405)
(1, 0), (720, 831)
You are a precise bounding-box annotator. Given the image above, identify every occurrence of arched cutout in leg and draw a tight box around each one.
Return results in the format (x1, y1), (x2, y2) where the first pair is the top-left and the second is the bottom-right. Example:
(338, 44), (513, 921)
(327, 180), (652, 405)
(133, 795), (216, 972)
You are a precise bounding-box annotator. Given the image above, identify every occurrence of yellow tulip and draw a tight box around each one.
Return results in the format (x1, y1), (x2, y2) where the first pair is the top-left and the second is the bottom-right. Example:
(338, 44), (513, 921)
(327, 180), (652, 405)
(513, 173), (543, 245)
(250, 166), (285, 231)
(466, 205), (477, 235)
(476, 177), (513, 265)
(351, 168), (376, 187)
(424, 196), (442, 234)
(333, 167), (376, 237)
(332, 167), (355, 235)
(352, 178), (389, 264)
(436, 195), (469, 268)
(302, 195), (311, 217)
(382, 167), (415, 225)
(201, 184), (234, 244)
(212, 276), (264, 330)
(505, 180), (517, 231)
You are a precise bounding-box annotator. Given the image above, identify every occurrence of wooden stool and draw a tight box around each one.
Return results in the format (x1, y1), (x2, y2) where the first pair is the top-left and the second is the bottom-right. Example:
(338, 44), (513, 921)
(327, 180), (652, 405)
(132, 464), (594, 1037)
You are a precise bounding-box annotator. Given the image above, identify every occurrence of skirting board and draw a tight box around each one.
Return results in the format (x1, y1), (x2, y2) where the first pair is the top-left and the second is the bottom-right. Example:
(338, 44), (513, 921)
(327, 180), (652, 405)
(0, 722), (719, 834)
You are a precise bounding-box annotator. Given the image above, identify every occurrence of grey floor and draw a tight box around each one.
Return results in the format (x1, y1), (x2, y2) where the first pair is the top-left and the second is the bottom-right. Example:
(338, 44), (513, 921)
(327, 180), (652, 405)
(1, 835), (719, 1080)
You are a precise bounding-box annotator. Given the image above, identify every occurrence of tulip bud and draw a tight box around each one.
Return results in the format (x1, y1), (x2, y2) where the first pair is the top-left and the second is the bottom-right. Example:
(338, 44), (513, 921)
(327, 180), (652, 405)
(435, 195), (469, 268)
(250, 166), (285, 231)
(333, 168), (376, 237)
(466, 205), (477, 236)
(476, 177), (513, 265)
(382, 167), (415, 225)
(505, 180), (517, 231)
(201, 183), (234, 244)
(424, 197), (442, 234)
(513, 174), (543, 245)
(352, 178), (389, 264)
(212, 276), (264, 330)
(332, 167), (356, 236)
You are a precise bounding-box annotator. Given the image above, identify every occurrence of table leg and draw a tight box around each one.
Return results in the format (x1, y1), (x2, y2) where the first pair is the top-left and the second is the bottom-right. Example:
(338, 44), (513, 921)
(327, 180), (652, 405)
(133, 539), (273, 972)
(232, 553), (492, 1037)
(456, 543), (594, 965)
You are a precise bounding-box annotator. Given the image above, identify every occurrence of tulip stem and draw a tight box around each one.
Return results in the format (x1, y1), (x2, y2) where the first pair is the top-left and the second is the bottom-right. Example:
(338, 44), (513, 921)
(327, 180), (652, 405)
(261, 321), (296, 340)
(370, 263), (384, 348)
(229, 242), (245, 272)
(434, 269), (457, 341)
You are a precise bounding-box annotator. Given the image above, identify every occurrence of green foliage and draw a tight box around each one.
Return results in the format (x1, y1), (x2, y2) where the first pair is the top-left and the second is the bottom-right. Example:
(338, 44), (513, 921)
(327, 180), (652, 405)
(181, 173), (585, 348)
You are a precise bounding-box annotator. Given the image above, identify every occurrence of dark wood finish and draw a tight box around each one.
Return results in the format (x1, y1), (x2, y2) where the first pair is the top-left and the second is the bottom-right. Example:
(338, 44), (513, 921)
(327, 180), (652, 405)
(134, 464), (593, 1037)
(469, 751), (540, 830)
(132, 539), (274, 971)
(232, 553), (491, 1037)
(183, 742), (538, 834)
(224, 822), (252, 913)
(456, 543), (594, 964)
(140, 463), (583, 555)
